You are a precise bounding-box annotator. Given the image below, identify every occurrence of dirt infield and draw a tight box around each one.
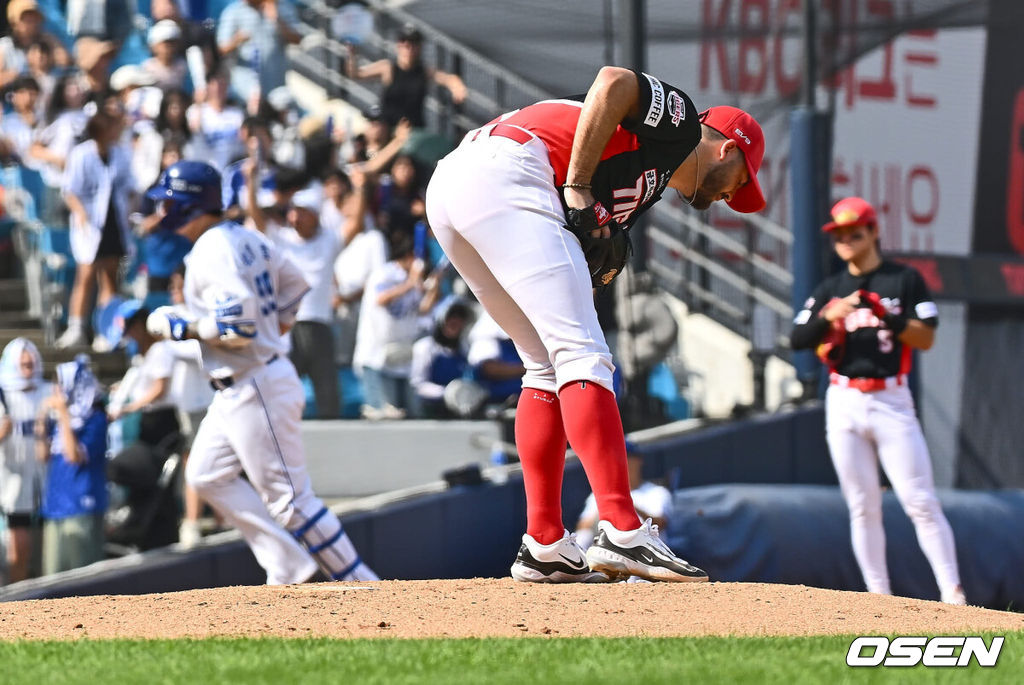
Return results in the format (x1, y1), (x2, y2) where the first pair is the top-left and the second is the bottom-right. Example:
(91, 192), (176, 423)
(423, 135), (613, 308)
(1, 579), (1022, 641)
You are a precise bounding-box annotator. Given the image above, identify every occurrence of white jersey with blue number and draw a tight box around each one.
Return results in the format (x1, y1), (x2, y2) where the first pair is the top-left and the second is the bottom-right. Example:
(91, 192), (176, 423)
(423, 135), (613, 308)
(183, 221), (310, 379)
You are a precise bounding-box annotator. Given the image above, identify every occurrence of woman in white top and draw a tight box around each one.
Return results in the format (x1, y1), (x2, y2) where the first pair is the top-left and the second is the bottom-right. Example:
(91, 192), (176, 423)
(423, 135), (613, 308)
(58, 110), (134, 348)
(352, 232), (440, 416)
(107, 305), (180, 446)
(0, 338), (50, 583)
(185, 71), (245, 172)
(29, 74), (89, 228)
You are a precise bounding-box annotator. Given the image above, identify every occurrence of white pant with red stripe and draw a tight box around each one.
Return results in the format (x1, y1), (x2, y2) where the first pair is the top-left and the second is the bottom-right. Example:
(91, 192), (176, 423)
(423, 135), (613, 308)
(186, 358), (377, 584)
(425, 126), (615, 394)
(825, 383), (961, 597)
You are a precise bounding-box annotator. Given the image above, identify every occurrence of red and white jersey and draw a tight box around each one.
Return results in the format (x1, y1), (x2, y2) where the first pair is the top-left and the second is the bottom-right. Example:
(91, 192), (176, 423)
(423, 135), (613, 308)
(492, 71), (701, 227)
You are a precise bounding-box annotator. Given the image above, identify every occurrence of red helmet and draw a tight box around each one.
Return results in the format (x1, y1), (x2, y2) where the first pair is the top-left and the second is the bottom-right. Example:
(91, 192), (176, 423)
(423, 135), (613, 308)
(822, 196), (877, 232)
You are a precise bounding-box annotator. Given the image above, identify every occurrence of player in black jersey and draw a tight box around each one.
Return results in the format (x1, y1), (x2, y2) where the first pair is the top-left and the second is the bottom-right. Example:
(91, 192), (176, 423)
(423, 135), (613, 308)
(790, 196), (966, 605)
(426, 67), (767, 584)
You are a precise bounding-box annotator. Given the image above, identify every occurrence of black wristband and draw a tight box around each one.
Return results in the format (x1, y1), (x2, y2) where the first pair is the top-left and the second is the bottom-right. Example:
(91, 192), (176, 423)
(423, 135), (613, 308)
(883, 313), (908, 335)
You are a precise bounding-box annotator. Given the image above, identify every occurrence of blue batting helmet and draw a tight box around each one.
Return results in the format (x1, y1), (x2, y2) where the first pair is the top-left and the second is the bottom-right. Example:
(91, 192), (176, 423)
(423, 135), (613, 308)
(147, 160), (223, 213)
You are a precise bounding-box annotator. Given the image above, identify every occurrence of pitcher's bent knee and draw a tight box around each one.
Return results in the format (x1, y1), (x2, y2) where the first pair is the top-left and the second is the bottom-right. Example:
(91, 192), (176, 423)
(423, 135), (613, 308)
(554, 353), (616, 394)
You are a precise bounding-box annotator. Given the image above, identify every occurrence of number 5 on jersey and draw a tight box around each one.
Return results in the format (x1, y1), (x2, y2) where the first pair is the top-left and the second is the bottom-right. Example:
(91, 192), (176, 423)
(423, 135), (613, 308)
(878, 329), (893, 353)
(254, 270), (277, 316)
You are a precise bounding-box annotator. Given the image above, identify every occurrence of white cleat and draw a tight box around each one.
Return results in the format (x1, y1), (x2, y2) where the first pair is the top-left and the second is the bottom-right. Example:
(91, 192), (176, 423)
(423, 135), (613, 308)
(586, 518), (709, 583)
(511, 529), (610, 583)
(178, 520), (202, 549)
(941, 585), (968, 606)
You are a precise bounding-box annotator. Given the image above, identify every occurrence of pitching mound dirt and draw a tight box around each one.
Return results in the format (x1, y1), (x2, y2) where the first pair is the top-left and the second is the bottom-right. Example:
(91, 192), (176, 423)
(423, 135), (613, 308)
(1, 579), (1021, 641)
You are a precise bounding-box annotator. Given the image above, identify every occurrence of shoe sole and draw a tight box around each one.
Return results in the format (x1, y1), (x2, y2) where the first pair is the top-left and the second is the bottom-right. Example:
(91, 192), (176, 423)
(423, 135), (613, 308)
(510, 564), (611, 584)
(586, 547), (709, 583)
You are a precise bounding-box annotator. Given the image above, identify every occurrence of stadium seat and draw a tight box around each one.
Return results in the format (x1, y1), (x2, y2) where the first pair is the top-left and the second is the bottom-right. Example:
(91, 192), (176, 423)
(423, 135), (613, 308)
(648, 361), (690, 420)
(299, 367), (363, 419)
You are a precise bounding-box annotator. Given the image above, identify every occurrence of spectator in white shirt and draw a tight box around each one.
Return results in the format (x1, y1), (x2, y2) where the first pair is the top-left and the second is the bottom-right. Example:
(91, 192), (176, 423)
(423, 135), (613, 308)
(331, 169), (385, 367)
(0, 0), (70, 90)
(0, 75), (41, 164)
(29, 73), (89, 228)
(0, 338), (50, 583)
(24, 39), (55, 118)
(143, 20), (190, 93)
(245, 164), (344, 417)
(107, 304), (180, 448)
(216, 0), (301, 102)
(352, 232), (440, 419)
(186, 70), (246, 172)
(58, 110), (134, 349)
(106, 302), (183, 550)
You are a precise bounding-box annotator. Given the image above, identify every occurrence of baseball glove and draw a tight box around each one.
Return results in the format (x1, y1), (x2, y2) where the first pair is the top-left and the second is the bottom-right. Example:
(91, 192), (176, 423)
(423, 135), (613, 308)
(565, 201), (632, 288)
(857, 289), (889, 318)
(815, 300), (847, 369)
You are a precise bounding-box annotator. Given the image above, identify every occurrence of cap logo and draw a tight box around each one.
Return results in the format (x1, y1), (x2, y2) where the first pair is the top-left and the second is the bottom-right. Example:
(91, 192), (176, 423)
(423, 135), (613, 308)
(169, 178), (204, 194)
(734, 128), (751, 145)
(834, 209), (861, 224)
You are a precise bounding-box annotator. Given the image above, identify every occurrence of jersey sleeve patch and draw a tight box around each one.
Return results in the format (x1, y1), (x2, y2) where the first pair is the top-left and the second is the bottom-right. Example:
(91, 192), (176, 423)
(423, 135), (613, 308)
(643, 73), (666, 127)
(915, 301), (938, 319)
(628, 71), (699, 144)
(793, 309), (812, 325)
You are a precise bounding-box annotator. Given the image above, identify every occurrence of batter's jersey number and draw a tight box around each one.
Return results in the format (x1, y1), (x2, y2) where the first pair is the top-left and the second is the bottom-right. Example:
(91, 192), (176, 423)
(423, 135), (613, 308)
(254, 270), (277, 316)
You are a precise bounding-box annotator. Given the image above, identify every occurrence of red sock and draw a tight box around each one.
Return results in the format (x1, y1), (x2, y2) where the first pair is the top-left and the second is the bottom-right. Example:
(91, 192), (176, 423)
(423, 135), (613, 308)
(514, 388), (568, 545)
(558, 381), (640, 532)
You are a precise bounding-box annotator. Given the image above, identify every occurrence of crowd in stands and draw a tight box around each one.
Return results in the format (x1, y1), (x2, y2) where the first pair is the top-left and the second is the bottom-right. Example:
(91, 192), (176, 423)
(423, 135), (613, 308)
(0, 0), (514, 420)
(0, 1), (524, 581)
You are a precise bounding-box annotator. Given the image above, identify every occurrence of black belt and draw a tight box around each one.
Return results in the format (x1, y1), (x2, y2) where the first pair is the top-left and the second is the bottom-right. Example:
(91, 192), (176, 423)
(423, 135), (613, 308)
(209, 354), (279, 391)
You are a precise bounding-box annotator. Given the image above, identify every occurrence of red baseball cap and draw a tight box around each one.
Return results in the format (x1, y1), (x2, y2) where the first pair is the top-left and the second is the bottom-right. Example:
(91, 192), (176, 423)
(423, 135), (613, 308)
(699, 106), (766, 213)
(822, 196), (878, 232)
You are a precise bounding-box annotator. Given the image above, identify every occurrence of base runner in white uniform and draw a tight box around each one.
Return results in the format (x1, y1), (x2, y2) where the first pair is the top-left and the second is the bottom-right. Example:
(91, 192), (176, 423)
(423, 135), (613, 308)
(426, 66), (768, 583)
(790, 196), (965, 605)
(144, 161), (377, 585)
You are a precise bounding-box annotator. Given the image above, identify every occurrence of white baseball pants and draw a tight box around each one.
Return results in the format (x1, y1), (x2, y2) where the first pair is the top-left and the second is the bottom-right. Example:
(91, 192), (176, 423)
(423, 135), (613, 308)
(425, 126), (615, 394)
(186, 358), (376, 584)
(825, 383), (961, 597)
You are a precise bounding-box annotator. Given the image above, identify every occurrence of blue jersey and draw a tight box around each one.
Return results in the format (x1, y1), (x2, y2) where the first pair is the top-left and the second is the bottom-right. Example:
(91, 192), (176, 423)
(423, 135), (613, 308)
(41, 410), (108, 520)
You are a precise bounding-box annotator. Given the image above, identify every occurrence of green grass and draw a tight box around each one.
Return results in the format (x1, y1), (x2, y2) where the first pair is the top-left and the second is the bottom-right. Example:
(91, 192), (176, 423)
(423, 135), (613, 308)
(0, 632), (1021, 685)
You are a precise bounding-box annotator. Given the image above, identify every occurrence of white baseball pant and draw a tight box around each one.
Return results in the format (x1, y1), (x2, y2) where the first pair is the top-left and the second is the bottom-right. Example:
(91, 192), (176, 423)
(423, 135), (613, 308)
(825, 383), (961, 597)
(186, 358), (376, 584)
(425, 126), (615, 394)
